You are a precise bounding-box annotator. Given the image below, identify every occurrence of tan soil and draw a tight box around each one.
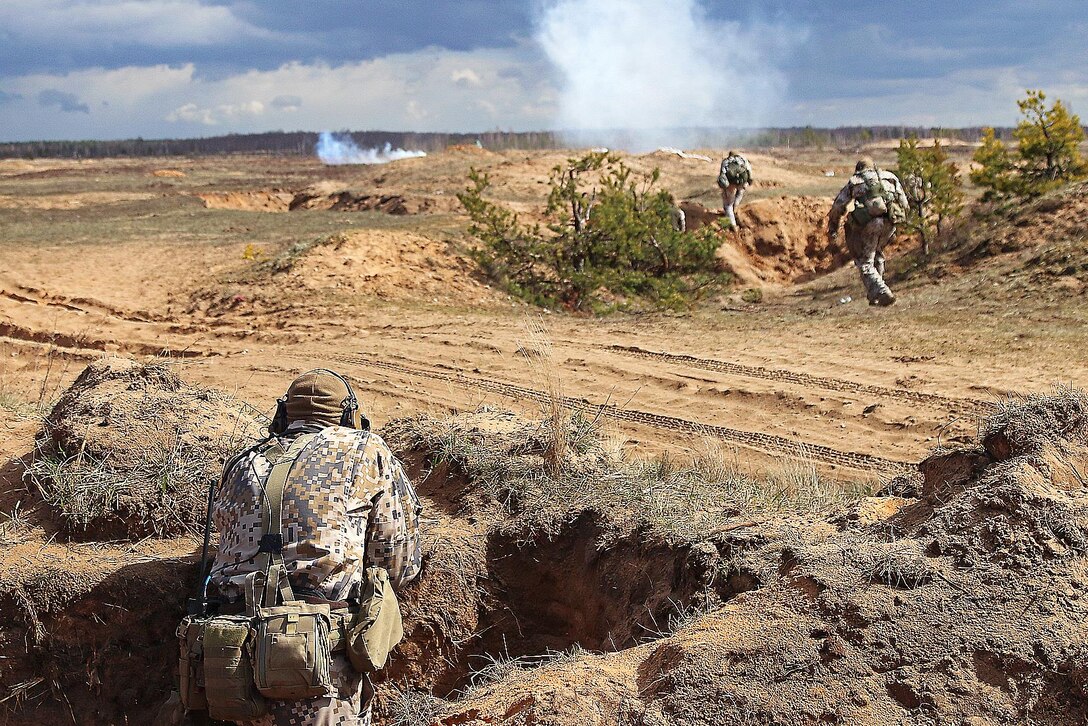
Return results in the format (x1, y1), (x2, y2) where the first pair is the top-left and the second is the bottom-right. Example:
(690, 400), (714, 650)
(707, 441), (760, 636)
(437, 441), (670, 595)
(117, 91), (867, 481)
(291, 229), (504, 305)
(1, 150), (1087, 725)
(0, 191), (159, 209)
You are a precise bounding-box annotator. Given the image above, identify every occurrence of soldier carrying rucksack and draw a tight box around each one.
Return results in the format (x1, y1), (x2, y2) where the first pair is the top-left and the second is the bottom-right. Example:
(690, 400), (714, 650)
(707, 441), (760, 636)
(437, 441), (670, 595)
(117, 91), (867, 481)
(827, 158), (910, 306)
(717, 150), (753, 229)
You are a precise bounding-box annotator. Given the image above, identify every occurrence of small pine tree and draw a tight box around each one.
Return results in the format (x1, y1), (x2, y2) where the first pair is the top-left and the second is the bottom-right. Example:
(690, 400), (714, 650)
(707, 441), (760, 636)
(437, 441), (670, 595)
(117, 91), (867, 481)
(970, 128), (1017, 199)
(1015, 89), (1087, 187)
(972, 90), (1087, 198)
(458, 154), (728, 311)
(896, 136), (964, 255)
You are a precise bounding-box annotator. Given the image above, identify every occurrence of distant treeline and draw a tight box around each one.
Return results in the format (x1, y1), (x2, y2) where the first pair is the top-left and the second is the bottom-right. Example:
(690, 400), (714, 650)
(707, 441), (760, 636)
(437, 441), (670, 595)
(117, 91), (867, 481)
(0, 126), (1020, 159)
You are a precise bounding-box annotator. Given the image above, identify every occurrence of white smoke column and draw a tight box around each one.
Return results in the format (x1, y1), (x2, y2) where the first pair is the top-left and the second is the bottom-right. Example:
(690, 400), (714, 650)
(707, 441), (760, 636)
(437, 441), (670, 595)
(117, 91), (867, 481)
(316, 132), (427, 165)
(536, 0), (794, 150)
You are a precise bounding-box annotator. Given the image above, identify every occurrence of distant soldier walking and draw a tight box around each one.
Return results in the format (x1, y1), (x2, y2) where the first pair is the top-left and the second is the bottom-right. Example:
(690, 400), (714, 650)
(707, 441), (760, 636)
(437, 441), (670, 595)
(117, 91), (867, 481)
(827, 158), (910, 306)
(717, 150), (753, 228)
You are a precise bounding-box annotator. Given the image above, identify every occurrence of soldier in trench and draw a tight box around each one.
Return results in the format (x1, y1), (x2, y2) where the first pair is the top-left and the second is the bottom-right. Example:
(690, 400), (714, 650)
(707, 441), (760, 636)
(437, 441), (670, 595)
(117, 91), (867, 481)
(203, 370), (423, 726)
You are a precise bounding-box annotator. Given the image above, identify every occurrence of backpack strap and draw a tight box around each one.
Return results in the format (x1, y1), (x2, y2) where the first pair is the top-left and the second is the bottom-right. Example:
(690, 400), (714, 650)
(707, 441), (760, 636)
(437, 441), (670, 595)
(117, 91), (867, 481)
(244, 433), (317, 615)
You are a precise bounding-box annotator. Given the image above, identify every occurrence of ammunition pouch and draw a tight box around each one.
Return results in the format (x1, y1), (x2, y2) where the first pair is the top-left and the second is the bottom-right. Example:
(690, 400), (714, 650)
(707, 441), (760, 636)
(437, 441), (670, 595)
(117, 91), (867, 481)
(177, 614), (269, 721)
(178, 604), (362, 716)
(177, 615), (209, 713)
(347, 567), (404, 673)
(252, 602), (334, 700)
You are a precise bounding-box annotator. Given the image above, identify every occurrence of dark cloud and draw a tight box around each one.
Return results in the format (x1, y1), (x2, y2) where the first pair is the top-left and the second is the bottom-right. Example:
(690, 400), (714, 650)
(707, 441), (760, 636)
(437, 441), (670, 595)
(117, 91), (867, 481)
(0, 0), (534, 77)
(37, 89), (89, 113)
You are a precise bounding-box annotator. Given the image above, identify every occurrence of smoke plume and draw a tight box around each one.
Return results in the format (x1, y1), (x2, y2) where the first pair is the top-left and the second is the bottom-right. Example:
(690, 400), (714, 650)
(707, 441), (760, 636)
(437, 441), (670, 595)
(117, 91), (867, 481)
(536, 0), (795, 150)
(316, 132), (427, 165)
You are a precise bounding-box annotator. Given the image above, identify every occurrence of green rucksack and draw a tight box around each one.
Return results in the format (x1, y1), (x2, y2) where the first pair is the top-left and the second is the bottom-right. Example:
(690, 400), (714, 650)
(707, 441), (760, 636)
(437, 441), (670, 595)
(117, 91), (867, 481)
(718, 156), (751, 188)
(850, 168), (895, 226)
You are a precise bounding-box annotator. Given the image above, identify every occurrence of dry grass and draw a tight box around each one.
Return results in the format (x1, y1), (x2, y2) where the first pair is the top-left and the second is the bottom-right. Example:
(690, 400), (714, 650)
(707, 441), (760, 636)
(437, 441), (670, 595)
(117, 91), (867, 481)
(388, 410), (872, 544)
(519, 316), (567, 477)
(462, 642), (591, 693)
(25, 357), (262, 538)
(26, 427), (214, 537)
(385, 685), (443, 726)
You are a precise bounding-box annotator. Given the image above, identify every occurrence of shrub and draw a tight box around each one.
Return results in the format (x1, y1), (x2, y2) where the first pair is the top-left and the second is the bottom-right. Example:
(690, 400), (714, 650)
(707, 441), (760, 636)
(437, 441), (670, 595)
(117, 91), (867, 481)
(972, 90), (1087, 199)
(896, 136), (964, 255)
(458, 152), (730, 312)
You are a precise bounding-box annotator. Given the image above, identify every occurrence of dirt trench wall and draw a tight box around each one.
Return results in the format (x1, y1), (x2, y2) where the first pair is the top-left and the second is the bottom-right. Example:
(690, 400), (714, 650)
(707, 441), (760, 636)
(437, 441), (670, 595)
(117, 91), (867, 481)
(681, 196), (850, 286)
(0, 557), (193, 726)
(383, 501), (755, 701)
(429, 392), (1088, 726)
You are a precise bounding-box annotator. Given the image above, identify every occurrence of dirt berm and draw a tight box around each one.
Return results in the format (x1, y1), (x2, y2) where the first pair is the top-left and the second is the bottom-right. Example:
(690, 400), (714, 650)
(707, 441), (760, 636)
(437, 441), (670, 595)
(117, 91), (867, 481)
(3, 362), (1088, 726)
(29, 357), (262, 538)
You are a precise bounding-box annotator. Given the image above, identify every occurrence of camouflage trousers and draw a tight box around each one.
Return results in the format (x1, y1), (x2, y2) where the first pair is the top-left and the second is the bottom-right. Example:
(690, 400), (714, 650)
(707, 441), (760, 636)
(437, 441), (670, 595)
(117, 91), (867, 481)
(721, 185), (746, 228)
(845, 217), (895, 302)
(242, 655), (371, 726)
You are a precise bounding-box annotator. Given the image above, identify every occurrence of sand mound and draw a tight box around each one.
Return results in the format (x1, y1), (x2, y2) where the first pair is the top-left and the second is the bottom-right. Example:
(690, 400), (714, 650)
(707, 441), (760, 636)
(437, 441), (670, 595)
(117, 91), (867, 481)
(682, 196), (848, 285)
(29, 357), (263, 539)
(196, 190), (294, 212)
(152, 169), (186, 178)
(291, 229), (504, 304)
(196, 186), (460, 215)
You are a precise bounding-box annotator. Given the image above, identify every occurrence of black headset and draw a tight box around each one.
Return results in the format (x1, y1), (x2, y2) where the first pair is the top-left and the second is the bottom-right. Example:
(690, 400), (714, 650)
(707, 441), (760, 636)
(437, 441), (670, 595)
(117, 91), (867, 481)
(269, 368), (370, 435)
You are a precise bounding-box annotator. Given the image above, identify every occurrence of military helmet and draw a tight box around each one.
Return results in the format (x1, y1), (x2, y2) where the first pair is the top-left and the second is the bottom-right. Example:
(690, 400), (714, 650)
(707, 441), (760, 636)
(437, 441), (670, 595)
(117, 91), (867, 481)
(270, 369), (369, 433)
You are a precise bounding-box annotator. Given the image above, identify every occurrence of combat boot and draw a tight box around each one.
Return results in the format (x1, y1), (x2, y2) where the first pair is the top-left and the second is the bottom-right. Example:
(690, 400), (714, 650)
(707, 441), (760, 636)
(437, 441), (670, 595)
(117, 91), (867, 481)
(872, 291), (896, 307)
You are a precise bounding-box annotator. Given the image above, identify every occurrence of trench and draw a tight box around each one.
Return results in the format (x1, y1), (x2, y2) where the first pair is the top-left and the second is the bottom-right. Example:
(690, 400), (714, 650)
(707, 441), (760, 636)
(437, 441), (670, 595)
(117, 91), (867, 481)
(386, 479), (763, 700)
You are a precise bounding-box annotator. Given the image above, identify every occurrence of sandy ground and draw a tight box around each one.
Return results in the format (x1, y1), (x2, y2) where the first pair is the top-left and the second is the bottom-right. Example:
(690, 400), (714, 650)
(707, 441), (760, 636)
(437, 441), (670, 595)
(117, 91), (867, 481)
(2, 148), (1087, 725)
(1, 149), (1085, 485)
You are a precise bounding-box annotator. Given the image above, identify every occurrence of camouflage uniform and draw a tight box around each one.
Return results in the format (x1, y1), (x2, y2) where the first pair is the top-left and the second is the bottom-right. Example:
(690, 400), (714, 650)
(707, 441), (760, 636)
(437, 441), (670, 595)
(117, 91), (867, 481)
(718, 153), (753, 228)
(828, 165), (909, 305)
(209, 423), (423, 726)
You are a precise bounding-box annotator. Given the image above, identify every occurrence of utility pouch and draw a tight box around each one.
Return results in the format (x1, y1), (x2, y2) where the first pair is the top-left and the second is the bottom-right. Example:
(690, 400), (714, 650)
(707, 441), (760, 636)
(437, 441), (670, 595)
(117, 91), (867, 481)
(253, 602), (334, 700)
(865, 195), (888, 217)
(347, 567), (404, 673)
(177, 616), (209, 712)
(850, 205), (874, 227)
(203, 616), (267, 721)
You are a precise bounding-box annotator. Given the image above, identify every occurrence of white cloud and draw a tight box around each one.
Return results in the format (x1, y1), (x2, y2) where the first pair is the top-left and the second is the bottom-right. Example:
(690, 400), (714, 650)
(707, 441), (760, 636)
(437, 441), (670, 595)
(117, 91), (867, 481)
(451, 68), (483, 87)
(165, 99), (264, 125)
(0, 44), (557, 140)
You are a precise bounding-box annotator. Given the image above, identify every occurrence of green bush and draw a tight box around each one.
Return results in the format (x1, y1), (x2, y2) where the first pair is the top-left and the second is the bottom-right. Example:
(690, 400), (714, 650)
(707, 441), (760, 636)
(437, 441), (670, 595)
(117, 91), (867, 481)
(741, 288), (763, 304)
(458, 152), (730, 312)
(972, 90), (1087, 199)
(896, 136), (964, 255)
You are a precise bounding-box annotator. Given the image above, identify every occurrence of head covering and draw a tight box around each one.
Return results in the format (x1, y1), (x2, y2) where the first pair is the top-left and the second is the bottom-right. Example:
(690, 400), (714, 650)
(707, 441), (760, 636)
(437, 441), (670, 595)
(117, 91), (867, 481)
(284, 370), (354, 428)
(855, 157), (875, 173)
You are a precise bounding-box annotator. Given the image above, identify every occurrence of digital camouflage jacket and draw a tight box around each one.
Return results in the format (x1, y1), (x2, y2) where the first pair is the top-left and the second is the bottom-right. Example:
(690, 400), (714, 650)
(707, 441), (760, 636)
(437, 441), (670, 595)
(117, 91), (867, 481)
(209, 425), (423, 603)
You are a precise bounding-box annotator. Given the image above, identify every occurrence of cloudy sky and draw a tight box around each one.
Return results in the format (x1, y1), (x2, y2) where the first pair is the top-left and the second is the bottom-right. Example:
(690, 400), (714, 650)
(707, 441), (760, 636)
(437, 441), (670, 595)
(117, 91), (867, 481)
(0, 0), (1085, 142)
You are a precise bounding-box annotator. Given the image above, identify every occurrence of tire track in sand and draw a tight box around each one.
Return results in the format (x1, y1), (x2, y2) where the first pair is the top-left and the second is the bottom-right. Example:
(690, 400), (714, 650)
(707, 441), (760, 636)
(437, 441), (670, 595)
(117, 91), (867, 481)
(291, 351), (913, 474)
(605, 345), (996, 415)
